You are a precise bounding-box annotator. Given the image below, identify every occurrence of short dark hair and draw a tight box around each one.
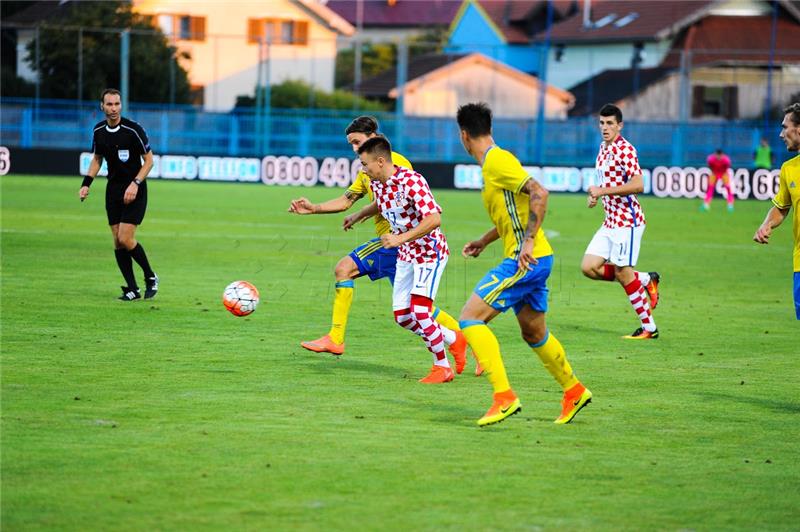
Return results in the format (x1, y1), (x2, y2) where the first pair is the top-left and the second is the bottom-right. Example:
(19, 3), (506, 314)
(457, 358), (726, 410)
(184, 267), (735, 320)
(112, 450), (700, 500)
(457, 102), (492, 137)
(784, 102), (800, 126)
(345, 115), (379, 135)
(357, 135), (392, 159)
(100, 88), (121, 103)
(599, 103), (623, 123)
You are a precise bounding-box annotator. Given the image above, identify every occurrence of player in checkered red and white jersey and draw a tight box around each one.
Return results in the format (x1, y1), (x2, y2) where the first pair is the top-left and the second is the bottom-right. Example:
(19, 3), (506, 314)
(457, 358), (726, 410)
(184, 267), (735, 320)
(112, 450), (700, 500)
(357, 135), (457, 383)
(581, 104), (661, 340)
(370, 165), (449, 264)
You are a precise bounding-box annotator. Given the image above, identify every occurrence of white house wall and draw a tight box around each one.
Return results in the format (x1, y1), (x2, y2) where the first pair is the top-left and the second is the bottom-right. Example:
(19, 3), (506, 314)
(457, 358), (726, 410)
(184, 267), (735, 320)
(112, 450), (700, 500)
(133, 0), (340, 111)
(549, 40), (673, 91)
(403, 62), (570, 118)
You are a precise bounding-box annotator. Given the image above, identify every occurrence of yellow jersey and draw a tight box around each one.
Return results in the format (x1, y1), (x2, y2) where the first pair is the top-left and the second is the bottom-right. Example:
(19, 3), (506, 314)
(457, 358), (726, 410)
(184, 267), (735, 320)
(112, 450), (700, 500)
(348, 151), (412, 237)
(481, 146), (553, 260)
(772, 154), (800, 271)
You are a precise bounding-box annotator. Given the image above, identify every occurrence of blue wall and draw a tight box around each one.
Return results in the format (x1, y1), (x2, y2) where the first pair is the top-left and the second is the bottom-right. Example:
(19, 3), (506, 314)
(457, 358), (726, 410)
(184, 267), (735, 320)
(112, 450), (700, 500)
(0, 98), (785, 168)
(446, 2), (541, 75)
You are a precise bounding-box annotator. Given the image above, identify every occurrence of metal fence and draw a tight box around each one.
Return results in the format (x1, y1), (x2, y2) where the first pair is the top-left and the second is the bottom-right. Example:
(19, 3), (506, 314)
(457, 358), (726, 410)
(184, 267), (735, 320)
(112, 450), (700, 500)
(0, 97), (781, 168)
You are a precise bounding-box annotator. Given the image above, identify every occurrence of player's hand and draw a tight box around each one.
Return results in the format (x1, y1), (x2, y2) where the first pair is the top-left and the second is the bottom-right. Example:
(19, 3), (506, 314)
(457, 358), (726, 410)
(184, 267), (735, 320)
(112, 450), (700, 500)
(753, 223), (772, 244)
(342, 213), (367, 231)
(123, 182), (138, 204)
(79, 186), (90, 202)
(288, 197), (315, 214)
(587, 194), (598, 208)
(517, 238), (538, 271)
(587, 186), (602, 200)
(462, 239), (485, 258)
(380, 233), (403, 249)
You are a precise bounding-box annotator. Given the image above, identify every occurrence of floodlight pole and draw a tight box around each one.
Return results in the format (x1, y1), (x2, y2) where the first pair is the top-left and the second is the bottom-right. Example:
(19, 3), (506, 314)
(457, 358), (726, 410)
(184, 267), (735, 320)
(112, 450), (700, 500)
(534, 0), (554, 164)
(120, 29), (130, 111)
(394, 39), (408, 154)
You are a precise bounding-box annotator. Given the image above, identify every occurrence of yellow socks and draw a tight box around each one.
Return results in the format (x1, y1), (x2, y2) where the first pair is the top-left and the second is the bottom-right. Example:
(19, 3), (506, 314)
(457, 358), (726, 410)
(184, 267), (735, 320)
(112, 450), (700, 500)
(529, 330), (578, 391)
(460, 320), (511, 393)
(432, 306), (461, 331)
(329, 280), (354, 344)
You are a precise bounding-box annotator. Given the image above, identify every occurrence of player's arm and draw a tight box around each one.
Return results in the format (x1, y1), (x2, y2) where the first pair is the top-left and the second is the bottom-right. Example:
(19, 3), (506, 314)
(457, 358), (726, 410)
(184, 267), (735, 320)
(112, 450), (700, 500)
(518, 177), (548, 270)
(343, 201), (378, 231)
(753, 205), (789, 244)
(588, 174), (643, 199)
(288, 190), (364, 215)
(462, 227), (499, 258)
(124, 151), (153, 205)
(79, 153), (104, 201)
(381, 213), (440, 249)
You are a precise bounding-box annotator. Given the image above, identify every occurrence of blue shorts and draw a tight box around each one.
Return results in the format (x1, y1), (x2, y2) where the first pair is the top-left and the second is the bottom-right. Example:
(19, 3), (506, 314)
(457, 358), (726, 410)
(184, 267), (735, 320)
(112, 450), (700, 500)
(794, 272), (799, 320)
(349, 238), (398, 282)
(474, 255), (554, 314)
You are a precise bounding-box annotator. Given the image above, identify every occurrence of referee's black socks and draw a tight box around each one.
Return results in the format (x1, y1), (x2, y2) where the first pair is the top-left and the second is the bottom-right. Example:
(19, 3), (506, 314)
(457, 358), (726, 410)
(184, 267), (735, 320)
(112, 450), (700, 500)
(114, 248), (138, 289)
(129, 243), (155, 279)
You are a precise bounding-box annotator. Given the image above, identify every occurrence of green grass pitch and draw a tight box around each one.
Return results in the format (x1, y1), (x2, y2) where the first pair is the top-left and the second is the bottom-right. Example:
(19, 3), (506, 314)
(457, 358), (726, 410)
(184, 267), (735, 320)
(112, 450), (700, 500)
(2, 175), (798, 530)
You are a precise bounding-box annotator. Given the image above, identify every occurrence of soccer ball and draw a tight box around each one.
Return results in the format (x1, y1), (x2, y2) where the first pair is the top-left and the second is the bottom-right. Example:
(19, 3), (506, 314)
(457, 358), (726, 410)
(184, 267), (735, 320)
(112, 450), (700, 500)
(223, 280), (260, 316)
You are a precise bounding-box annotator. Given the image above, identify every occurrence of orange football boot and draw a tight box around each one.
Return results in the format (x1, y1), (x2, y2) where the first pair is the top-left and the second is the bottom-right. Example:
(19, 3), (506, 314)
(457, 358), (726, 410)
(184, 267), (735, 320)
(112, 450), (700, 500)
(645, 272), (660, 309)
(300, 335), (345, 355)
(448, 331), (468, 374)
(554, 383), (592, 424)
(477, 389), (521, 426)
(622, 327), (659, 340)
(419, 365), (454, 384)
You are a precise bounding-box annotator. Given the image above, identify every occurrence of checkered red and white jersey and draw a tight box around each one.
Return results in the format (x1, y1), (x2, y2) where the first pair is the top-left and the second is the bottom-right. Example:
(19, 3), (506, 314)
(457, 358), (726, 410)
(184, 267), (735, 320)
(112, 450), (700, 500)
(596, 135), (646, 228)
(369, 166), (449, 263)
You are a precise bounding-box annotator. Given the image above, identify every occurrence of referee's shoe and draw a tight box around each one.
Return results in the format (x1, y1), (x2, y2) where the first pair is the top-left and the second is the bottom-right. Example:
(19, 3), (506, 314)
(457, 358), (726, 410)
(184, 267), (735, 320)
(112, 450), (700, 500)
(119, 286), (141, 301)
(144, 274), (159, 299)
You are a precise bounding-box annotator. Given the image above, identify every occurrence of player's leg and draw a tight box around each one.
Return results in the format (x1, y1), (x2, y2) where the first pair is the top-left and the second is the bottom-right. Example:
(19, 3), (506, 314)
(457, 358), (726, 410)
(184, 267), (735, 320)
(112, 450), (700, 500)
(120, 189), (158, 298)
(460, 259), (522, 425)
(611, 227), (657, 338)
(582, 228), (615, 281)
(410, 258), (454, 383)
(301, 238), (384, 355)
(516, 303), (591, 424)
(702, 174), (718, 210)
(721, 172), (734, 211)
(108, 193), (139, 301)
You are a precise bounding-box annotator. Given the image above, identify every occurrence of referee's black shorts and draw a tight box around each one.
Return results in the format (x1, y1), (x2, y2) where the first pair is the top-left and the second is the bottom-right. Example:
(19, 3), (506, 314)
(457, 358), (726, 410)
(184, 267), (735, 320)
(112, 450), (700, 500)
(106, 181), (148, 226)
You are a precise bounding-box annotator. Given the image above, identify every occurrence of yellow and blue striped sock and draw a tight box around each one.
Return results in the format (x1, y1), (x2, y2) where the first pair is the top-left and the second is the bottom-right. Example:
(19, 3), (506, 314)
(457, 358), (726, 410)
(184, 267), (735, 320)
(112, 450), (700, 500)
(460, 320), (511, 393)
(329, 280), (354, 344)
(528, 329), (578, 391)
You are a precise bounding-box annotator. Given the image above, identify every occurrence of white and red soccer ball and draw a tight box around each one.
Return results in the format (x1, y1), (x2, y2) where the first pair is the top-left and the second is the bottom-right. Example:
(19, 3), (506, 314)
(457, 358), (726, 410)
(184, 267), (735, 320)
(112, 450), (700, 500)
(223, 280), (260, 316)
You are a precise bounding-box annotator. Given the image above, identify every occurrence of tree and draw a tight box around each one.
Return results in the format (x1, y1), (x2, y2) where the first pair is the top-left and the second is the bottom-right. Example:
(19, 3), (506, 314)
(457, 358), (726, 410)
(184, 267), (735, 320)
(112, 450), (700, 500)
(334, 28), (446, 89)
(23, 1), (191, 103)
(235, 79), (387, 112)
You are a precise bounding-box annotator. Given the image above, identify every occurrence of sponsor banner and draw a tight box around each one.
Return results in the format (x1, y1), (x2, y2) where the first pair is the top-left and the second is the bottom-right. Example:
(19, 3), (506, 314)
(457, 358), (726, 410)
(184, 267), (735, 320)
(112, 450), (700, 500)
(5, 148), (783, 201)
(454, 163), (780, 200)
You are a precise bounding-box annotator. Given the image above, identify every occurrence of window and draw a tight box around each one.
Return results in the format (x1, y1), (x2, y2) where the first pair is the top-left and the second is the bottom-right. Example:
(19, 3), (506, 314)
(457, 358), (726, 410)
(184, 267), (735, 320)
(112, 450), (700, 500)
(247, 18), (308, 45)
(154, 14), (206, 42)
(692, 85), (739, 119)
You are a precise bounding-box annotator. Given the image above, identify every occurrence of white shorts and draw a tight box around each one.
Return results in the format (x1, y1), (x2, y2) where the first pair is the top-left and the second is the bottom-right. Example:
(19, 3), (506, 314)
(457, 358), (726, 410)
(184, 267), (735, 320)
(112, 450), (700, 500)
(585, 225), (646, 267)
(392, 257), (448, 310)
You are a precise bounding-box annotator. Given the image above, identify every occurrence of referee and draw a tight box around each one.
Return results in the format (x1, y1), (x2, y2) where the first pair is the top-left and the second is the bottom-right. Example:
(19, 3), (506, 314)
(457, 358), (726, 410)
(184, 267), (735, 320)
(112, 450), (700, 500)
(79, 88), (158, 301)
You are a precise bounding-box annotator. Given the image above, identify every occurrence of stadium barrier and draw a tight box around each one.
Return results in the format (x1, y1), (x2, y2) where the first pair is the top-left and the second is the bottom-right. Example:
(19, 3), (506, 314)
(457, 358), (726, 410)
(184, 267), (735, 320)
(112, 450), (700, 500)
(1, 147), (781, 200)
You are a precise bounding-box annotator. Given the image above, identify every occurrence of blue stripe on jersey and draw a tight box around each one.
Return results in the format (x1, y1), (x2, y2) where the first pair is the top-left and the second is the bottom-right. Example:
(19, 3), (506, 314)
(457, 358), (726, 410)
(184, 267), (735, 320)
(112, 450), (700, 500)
(626, 195), (637, 228)
(504, 190), (525, 258)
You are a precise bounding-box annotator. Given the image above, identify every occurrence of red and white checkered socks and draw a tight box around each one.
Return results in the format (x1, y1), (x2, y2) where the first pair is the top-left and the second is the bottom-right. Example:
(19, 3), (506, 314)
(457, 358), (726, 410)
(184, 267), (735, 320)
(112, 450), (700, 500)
(635, 271), (651, 286)
(623, 279), (657, 332)
(410, 294), (449, 367)
(393, 308), (424, 338)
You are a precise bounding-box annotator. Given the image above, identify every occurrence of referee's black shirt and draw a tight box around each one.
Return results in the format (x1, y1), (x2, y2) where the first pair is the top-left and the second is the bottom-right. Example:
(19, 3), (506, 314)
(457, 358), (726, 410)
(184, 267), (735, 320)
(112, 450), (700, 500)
(91, 117), (152, 183)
